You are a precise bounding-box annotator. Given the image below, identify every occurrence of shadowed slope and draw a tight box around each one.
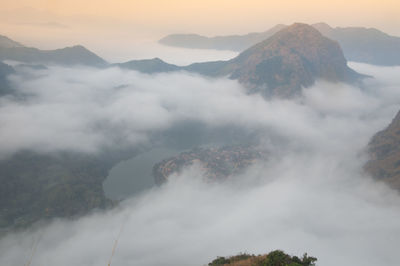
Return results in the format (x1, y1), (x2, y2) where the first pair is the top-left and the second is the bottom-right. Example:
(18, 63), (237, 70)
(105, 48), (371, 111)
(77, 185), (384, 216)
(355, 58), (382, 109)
(366, 110), (400, 191)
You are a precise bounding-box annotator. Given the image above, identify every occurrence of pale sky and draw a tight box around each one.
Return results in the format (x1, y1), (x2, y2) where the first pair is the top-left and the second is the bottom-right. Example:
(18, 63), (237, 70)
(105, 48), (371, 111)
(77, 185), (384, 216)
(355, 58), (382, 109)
(0, 0), (399, 62)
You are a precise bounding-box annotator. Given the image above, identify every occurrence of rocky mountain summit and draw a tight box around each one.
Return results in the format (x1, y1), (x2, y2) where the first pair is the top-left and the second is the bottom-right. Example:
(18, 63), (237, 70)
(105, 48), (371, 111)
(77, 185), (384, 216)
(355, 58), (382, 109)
(221, 23), (362, 97)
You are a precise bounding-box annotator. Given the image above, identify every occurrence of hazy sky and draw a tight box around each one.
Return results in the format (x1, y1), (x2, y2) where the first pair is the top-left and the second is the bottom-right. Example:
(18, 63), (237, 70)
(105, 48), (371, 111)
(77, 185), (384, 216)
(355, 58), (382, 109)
(0, 0), (399, 61)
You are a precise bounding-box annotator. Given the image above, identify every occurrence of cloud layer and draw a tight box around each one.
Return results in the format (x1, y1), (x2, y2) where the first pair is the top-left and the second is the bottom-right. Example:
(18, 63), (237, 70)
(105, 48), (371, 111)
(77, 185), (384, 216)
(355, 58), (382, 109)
(0, 63), (400, 265)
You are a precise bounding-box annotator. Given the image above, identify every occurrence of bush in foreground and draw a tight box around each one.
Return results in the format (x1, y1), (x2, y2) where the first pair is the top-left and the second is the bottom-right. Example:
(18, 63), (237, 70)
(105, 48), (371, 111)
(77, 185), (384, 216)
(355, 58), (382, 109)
(208, 250), (317, 266)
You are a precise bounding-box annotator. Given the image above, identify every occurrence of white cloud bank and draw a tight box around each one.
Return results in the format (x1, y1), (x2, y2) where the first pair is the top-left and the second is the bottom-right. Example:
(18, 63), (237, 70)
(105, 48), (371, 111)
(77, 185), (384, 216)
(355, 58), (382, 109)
(0, 63), (400, 265)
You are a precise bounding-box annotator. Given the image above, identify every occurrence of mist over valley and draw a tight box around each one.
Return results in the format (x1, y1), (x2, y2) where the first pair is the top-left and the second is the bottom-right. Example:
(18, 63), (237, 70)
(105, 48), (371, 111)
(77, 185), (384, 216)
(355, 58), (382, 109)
(0, 16), (400, 266)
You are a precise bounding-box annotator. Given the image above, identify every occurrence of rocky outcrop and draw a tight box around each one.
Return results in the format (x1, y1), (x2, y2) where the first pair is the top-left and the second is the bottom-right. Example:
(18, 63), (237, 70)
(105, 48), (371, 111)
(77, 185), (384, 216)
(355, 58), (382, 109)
(153, 145), (267, 184)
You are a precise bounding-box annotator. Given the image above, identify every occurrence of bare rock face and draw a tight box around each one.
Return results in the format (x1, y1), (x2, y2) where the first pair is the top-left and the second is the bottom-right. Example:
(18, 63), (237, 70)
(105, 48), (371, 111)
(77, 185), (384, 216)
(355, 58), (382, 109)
(365, 111), (400, 191)
(226, 23), (362, 98)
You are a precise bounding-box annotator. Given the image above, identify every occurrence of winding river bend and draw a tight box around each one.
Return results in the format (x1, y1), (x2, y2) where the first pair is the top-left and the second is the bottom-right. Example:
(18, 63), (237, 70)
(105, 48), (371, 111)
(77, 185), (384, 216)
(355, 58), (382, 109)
(103, 147), (183, 200)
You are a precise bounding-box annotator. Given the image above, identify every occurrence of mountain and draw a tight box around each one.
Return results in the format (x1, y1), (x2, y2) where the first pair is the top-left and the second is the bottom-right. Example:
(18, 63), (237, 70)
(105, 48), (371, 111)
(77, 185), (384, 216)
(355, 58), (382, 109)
(0, 149), (138, 229)
(124, 24), (363, 98)
(180, 23), (363, 98)
(159, 24), (286, 51)
(0, 35), (23, 48)
(313, 23), (400, 66)
(0, 35), (107, 67)
(159, 23), (400, 66)
(0, 61), (15, 96)
(115, 58), (180, 73)
(222, 23), (362, 97)
(365, 111), (400, 191)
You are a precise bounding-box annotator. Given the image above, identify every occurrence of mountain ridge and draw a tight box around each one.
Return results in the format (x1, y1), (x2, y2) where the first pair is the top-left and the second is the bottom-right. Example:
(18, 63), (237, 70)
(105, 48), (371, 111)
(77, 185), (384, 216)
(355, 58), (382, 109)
(120, 23), (365, 98)
(223, 23), (363, 97)
(159, 24), (286, 51)
(0, 36), (107, 67)
(114, 57), (180, 73)
(0, 35), (24, 49)
(159, 22), (400, 66)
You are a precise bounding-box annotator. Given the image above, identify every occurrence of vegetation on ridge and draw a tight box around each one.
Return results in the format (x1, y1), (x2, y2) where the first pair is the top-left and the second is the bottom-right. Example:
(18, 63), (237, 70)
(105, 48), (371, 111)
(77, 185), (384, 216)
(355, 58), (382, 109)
(208, 250), (317, 266)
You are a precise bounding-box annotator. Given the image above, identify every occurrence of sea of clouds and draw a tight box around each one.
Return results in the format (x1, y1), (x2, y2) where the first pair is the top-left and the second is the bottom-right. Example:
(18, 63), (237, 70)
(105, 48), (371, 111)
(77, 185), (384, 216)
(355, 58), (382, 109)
(0, 62), (400, 266)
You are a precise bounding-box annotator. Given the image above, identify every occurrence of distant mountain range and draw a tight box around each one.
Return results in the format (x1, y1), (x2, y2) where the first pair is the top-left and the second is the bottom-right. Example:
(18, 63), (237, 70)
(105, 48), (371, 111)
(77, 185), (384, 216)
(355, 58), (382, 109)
(160, 24), (286, 51)
(159, 22), (400, 66)
(123, 23), (364, 98)
(0, 35), (107, 67)
(0, 24), (365, 99)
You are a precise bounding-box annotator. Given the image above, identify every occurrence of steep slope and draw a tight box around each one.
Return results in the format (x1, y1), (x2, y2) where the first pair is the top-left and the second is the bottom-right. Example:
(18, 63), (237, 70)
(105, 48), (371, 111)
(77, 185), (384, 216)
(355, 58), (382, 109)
(313, 22), (400, 66)
(159, 23), (400, 66)
(365, 111), (400, 191)
(225, 23), (362, 97)
(115, 58), (181, 73)
(0, 35), (107, 67)
(0, 35), (23, 48)
(0, 149), (138, 229)
(181, 23), (362, 98)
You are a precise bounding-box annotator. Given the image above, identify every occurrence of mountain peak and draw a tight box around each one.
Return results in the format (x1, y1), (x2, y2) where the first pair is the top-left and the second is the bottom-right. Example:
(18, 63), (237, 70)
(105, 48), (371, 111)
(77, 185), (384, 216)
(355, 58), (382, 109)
(61, 45), (90, 51)
(264, 22), (330, 47)
(116, 57), (180, 74)
(284, 22), (320, 32)
(228, 23), (362, 98)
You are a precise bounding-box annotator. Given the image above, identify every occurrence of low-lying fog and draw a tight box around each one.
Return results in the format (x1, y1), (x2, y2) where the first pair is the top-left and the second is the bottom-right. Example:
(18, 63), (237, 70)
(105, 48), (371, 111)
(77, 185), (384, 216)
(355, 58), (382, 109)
(103, 42), (239, 65)
(0, 62), (400, 266)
